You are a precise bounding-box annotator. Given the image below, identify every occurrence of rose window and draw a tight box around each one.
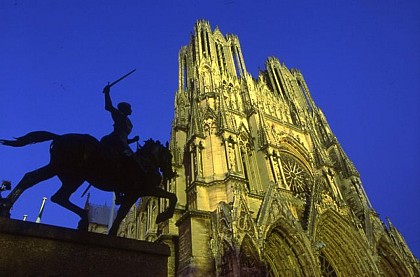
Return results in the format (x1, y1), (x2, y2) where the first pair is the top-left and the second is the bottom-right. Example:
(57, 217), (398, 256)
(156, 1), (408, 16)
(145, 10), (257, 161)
(281, 156), (309, 194)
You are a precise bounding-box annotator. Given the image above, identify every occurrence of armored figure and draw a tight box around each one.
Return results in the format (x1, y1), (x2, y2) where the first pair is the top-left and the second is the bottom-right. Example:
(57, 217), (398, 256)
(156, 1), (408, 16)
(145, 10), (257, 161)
(0, 69), (177, 235)
(100, 84), (139, 157)
(101, 85), (139, 204)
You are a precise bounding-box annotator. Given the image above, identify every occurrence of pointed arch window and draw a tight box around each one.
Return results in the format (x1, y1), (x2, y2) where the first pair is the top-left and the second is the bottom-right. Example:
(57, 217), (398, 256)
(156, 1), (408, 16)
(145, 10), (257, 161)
(215, 41), (226, 73)
(274, 67), (287, 99)
(200, 29), (206, 56)
(183, 55), (188, 91)
(206, 30), (211, 58)
(297, 79), (313, 112)
(240, 148), (251, 192)
(232, 45), (244, 77)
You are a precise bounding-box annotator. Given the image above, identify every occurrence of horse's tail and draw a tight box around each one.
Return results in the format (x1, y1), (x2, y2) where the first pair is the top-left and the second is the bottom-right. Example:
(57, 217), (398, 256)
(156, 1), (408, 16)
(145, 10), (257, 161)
(0, 131), (59, 147)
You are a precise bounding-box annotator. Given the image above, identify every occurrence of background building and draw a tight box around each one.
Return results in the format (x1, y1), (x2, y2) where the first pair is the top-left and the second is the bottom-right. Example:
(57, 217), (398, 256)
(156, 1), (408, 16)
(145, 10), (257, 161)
(92, 20), (419, 276)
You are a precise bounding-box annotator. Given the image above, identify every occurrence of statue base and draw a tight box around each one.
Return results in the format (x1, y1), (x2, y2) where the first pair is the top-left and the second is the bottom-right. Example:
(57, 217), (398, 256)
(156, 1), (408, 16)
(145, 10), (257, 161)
(0, 218), (169, 276)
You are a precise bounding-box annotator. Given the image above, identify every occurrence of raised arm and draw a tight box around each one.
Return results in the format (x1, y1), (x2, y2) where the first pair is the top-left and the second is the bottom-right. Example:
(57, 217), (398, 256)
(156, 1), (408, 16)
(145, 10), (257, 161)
(103, 85), (117, 112)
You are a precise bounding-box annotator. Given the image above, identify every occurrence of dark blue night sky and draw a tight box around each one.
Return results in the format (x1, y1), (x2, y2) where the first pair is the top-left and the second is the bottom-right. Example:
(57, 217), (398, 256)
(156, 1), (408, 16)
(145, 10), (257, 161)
(1, 1), (419, 257)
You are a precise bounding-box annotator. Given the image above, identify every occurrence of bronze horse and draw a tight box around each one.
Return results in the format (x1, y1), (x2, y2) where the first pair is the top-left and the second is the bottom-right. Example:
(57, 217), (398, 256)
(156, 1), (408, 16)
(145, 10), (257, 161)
(0, 131), (177, 235)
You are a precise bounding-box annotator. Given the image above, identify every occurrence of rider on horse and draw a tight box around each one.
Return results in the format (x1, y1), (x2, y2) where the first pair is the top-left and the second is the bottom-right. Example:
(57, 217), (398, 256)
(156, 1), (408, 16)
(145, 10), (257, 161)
(100, 85), (140, 204)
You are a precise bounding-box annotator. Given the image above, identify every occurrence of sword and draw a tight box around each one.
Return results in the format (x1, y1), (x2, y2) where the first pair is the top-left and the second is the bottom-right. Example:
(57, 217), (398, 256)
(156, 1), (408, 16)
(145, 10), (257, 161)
(108, 69), (137, 88)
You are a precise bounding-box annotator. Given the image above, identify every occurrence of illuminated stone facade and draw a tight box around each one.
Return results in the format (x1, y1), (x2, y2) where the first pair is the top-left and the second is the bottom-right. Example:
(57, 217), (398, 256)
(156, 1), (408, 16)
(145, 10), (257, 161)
(115, 20), (419, 276)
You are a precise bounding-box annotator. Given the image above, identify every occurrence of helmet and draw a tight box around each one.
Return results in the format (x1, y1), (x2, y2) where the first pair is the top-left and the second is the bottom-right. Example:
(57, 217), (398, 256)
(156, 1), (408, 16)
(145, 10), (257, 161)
(117, 102), (132, 115)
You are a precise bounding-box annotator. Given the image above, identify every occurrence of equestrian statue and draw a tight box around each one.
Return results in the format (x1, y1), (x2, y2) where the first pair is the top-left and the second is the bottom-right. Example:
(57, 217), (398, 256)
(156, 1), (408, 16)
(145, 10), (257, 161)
(0, 70), (177, 236)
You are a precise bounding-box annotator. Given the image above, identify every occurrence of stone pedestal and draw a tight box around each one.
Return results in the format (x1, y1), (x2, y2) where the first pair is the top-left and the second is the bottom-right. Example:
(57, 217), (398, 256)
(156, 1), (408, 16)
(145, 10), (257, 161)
(0, 218), (169, 276)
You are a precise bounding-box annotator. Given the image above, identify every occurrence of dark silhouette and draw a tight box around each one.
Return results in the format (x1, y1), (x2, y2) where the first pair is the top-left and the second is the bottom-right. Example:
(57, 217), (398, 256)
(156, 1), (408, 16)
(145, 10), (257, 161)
(0, 131), (177, 235)
(100, 84), (140, 204)
(101, 84), (139, 157)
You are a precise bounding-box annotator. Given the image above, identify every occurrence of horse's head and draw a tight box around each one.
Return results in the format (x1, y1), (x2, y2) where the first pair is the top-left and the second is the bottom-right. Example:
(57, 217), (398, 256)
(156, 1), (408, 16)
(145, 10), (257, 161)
(136, 139), (176, 181)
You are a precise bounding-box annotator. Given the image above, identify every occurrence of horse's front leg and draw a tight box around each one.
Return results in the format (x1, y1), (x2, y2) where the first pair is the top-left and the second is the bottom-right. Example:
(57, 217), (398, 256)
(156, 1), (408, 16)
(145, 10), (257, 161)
(151, 188), (177, 224)
(108, 194), (138, 236)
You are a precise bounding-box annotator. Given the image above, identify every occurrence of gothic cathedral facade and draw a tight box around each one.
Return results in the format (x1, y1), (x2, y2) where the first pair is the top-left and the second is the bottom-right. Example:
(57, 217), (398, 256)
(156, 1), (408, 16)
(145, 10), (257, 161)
(119, 20), (419, 276)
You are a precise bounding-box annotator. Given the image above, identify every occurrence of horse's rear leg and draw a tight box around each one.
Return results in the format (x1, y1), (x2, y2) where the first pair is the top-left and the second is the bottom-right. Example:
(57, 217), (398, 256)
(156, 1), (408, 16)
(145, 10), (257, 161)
(0, 165), (55, 217)
(50, 178), (87, 230)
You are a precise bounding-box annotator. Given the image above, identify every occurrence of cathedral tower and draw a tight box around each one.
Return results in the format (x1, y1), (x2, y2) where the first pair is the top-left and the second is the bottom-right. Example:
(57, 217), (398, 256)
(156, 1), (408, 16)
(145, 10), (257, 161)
(133, 20), (419, 276)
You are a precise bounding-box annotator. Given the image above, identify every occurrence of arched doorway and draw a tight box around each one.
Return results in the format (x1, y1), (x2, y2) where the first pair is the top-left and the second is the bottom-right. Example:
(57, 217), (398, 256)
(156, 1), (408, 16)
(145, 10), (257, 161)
(315, 210), (379, 276)
(263, 221), (319, 276)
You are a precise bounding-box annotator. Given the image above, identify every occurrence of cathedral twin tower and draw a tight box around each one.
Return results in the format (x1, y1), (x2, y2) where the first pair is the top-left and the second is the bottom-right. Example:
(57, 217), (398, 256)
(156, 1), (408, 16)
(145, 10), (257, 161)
(126, 20), (419, 276)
